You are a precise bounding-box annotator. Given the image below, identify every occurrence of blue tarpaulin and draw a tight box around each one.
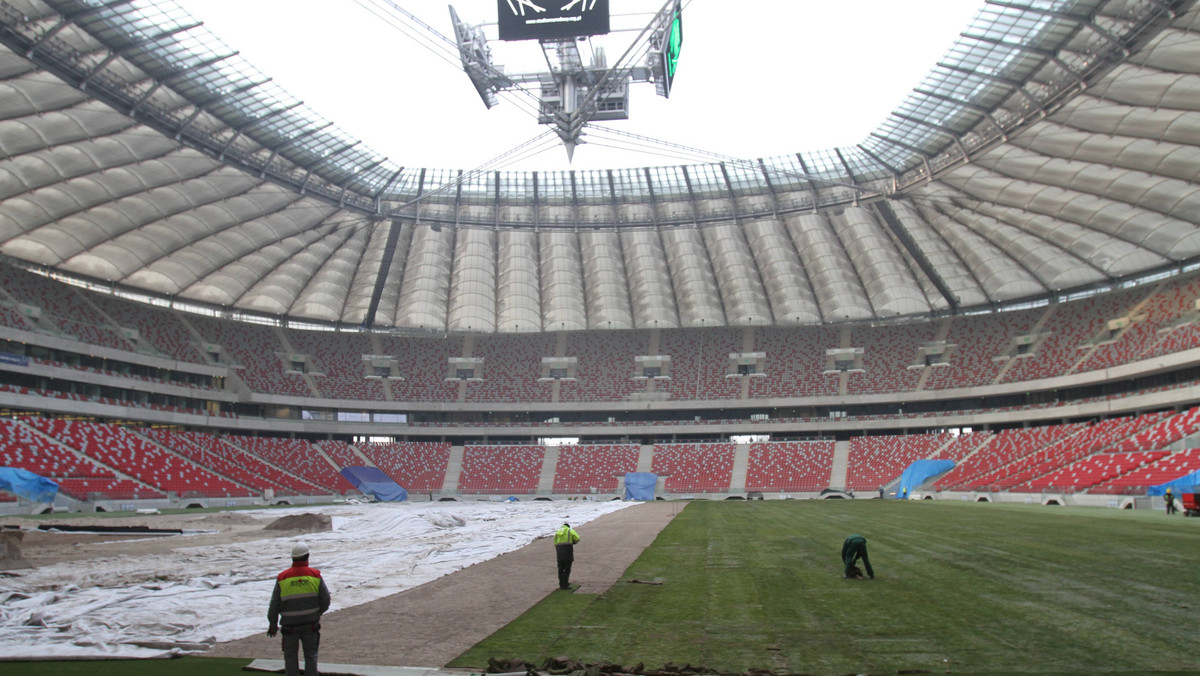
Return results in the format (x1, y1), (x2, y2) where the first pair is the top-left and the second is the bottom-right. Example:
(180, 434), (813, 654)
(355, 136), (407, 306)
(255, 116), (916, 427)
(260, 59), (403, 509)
(624, 472), (657, 501)
(895, 459), (955, 498)
(1147, 470), (1200, 496)
(0, 467), (58, 502)
(339, 466), (408, 502)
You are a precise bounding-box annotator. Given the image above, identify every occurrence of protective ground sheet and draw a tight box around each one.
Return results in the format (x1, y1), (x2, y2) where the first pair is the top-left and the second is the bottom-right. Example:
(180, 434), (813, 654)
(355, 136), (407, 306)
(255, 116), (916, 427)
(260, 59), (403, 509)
(0, 500), (631, 660)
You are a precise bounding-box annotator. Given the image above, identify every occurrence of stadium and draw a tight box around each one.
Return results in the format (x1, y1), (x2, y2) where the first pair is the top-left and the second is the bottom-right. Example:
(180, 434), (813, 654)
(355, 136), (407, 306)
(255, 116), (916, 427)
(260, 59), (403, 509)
(0, 0), (1199, 673)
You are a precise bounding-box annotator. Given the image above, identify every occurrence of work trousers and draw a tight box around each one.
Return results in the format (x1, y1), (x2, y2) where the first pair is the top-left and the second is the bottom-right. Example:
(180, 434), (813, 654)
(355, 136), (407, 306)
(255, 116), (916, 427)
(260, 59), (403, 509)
(558, 560), (573, 589)
(281, 623), (321, 676)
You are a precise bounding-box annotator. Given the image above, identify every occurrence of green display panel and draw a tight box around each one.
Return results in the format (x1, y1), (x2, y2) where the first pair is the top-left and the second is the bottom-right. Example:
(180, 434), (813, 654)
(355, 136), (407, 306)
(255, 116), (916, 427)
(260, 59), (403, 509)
(662, 1), (683, 98)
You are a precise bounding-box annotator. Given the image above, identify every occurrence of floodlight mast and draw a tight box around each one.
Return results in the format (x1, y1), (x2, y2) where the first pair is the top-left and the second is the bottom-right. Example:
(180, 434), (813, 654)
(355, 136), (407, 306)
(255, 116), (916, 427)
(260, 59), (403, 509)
(448, 1), (679, 161)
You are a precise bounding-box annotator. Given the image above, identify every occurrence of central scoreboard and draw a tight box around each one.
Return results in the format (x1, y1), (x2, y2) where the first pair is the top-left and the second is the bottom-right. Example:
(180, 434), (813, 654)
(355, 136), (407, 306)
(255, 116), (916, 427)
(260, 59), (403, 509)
(497, 0), (611, 41)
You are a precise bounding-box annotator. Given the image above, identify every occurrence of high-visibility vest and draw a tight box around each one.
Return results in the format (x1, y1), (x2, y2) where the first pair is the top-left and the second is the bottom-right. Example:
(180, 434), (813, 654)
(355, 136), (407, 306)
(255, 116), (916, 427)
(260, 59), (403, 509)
(554, 525), (579, 545)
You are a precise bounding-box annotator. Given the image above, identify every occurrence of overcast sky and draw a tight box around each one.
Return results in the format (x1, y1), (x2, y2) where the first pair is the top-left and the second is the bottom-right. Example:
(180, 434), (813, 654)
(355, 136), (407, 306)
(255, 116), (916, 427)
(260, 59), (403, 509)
(173, 0), (983, 173)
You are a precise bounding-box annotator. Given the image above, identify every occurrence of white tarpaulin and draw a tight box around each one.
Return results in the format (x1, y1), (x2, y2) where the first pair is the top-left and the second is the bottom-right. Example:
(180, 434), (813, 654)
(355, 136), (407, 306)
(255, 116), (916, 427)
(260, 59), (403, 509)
(0, 500), (631, 660)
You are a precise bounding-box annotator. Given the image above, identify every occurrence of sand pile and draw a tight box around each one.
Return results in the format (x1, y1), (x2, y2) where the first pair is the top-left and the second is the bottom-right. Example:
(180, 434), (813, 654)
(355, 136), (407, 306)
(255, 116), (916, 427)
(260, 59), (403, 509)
(0, 531), (30, 571)
(264, 513), (332, 533)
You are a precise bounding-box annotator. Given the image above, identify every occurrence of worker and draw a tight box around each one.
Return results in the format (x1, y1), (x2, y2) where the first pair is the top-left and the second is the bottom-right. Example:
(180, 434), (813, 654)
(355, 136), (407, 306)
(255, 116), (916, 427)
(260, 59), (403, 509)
(842, 534), (874, 579)
(1165, 487), (1176, 515)
(268, 542), (332, 676)
(554, 522), (581, 590)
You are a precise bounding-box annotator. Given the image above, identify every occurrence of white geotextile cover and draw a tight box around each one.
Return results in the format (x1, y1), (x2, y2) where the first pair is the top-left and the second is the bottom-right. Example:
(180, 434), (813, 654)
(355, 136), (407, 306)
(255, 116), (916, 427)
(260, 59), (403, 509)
(0, 500), (632, 660)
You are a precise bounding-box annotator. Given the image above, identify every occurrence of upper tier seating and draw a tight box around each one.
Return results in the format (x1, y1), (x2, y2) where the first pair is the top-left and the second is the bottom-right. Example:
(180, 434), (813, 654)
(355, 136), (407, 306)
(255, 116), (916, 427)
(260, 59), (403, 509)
(552, 444), (641, 493)
(744, 440), (835, 492)
(0, 302), (30, 330)
(652, 442), (736, 493)
(285, 330), (386, 401)
(0, 264), (131, 350)
(559, 331), (645, 402)
(356, 441), (452, 492)
(458, 445), (544, 494)
(84, 292), (207, 363)
(465, 334), (554, 403)
(660, 329), (743, 401)
(925, 310), (1033, 390)
(1084, 275), (1200, 369)
(1002, 294), (1138, 383)
(846, 325), (931, 395)
(748, 327), (839, 398)
(376, 334), (461, 402)
(8, 258), (1200, 406)
(190, 316), (313, 396)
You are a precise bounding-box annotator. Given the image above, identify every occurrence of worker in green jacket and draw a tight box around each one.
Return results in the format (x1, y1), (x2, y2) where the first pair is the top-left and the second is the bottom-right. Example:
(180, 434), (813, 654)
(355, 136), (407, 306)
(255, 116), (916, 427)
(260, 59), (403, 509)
(554, 522), (581, 590)
(842, 534), (874, 579)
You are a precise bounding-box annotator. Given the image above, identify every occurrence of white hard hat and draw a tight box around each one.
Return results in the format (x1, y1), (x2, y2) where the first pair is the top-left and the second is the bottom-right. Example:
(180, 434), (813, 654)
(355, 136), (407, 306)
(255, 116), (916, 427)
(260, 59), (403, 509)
(291, 542), (310, 559)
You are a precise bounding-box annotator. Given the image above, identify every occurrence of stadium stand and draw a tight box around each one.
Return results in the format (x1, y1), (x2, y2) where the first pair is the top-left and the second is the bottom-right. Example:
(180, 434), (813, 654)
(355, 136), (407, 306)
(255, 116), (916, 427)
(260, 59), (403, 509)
(22, 418), (251, 498)
(458, 445), (544, 494)
(745, 440), (835, 493)
(286, 330), (386, 401)
(844, 433), (950, 491)
(189, 316), (313, 396)
(143, 429), (329, 496)
(1017, 450), (1170, 493)
(660, 329), (742, 401)
(932, 424), (1084, 492)
(465, 334), (554, 403)
(1090, 448), (1200, 494)
(559, 331), (644, 402)
(552, 443), (640, 494)
(0, 264), (131, 350)
(847, 325), (931, 394)
(749, 327), (839, 398)
(356, 441), (452, 492)
(652, 442), (736, 493)
(0, 418), (164, 500)
(377, 334), (460, 403)
(240, 438), (357, 494)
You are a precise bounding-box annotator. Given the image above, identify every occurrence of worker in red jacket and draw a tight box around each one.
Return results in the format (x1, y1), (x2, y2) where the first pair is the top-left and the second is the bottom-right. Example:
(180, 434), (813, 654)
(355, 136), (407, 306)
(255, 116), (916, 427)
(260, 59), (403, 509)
(268, 542), (331, 676)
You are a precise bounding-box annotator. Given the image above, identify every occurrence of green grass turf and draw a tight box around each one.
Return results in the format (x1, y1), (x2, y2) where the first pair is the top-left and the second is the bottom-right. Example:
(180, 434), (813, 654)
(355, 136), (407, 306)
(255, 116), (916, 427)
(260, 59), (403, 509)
(0, 657), (250, 675)
(450, 499), (1200, 675)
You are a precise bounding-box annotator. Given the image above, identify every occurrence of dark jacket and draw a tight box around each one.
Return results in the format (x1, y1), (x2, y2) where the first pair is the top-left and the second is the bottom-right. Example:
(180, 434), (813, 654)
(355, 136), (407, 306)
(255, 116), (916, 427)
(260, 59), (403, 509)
(842, 534), (874, 579)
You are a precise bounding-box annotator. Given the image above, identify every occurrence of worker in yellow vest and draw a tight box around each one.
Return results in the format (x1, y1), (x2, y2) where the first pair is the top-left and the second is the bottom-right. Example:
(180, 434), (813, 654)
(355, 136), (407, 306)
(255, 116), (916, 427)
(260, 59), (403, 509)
(554, 522), (581, 590)
(268, 542), (331, 676)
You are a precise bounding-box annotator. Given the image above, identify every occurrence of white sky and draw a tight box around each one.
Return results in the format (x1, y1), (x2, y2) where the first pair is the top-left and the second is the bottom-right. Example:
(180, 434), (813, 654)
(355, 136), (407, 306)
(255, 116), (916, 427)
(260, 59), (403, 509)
(173, 1), (983, 172)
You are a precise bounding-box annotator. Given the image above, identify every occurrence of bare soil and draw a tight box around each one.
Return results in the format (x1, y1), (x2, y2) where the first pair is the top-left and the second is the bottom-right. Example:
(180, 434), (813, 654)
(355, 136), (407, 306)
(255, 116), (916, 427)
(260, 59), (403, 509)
(1, 511), (293, 566)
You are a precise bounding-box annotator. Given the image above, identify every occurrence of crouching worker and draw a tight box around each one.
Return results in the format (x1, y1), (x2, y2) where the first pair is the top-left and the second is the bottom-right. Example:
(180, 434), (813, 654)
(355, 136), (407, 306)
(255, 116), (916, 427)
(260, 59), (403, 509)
(842, 534), (874, 579)
(268, 542), (331, 676)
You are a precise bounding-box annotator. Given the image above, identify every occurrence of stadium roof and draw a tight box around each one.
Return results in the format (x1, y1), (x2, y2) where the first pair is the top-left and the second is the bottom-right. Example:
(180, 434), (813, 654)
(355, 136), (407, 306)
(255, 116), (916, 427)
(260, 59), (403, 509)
(0, 0), (1197, 331)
